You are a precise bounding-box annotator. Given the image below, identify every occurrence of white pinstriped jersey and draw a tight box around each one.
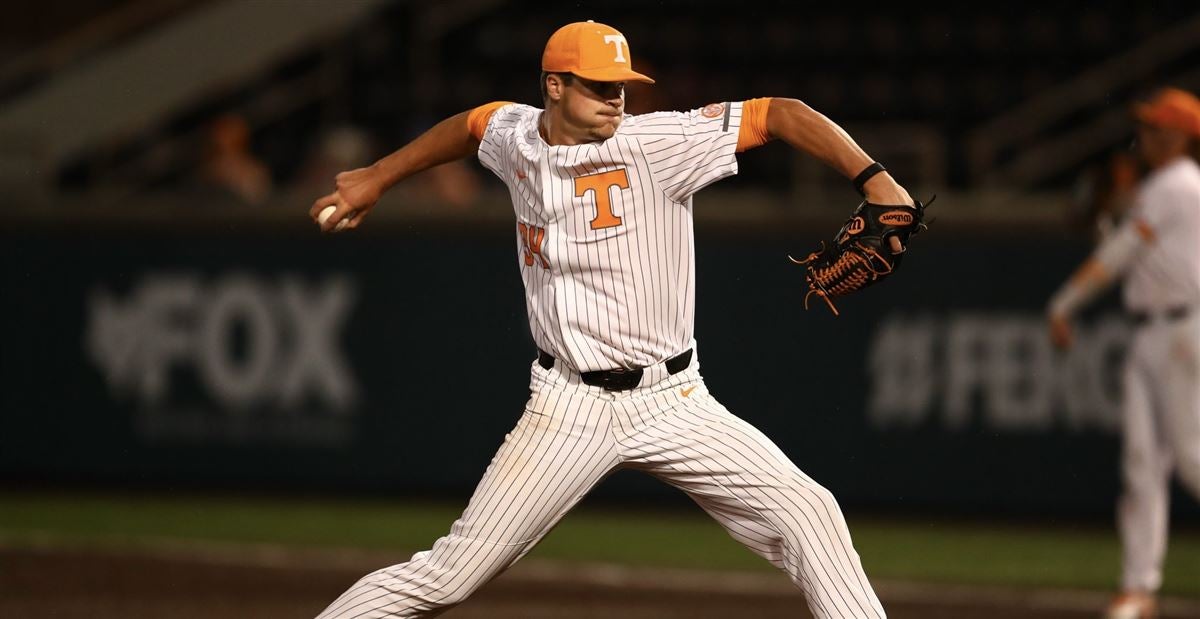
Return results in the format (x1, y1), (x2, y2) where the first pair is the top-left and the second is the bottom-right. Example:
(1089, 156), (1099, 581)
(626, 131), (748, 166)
(477, 102), (744, 372)
(1123, 156), (1200, 312)
(319, 96), (888, 619)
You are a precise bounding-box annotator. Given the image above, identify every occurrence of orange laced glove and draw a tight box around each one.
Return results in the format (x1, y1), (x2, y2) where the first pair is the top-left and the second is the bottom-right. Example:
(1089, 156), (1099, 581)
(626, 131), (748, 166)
(791, 196), (933, 316)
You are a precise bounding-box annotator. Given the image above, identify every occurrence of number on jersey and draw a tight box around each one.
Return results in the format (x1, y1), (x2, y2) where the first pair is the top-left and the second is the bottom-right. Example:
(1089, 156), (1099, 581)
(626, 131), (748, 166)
(518, 222), (550, 269)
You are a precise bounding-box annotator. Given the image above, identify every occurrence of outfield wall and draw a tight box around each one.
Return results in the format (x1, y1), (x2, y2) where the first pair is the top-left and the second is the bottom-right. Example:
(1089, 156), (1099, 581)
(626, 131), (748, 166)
(2, 214), (1194, 519)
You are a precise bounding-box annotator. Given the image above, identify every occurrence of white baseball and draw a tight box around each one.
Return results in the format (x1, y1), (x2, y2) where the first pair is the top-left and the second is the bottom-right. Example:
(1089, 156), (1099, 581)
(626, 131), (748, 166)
(318, 205), (350, 231)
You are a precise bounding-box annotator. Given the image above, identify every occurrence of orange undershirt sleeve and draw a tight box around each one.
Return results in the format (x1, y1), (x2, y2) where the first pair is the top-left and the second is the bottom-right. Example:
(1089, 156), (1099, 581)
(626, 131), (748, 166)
(736, 98), (773, 152)
(467, 101), (514, 141)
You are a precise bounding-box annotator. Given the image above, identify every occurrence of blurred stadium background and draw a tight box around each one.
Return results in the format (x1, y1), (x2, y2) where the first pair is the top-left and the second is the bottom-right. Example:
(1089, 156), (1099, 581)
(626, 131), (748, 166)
(2, 1), (1199, 617)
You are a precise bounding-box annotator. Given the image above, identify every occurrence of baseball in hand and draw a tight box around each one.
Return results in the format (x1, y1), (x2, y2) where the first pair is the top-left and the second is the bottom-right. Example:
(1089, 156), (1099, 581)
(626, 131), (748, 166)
(318, 205), (350, 231)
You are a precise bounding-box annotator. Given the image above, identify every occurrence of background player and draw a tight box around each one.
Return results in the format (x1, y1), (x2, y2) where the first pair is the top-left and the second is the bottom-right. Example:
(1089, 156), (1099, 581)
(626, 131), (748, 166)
(1047, 87), (1200, 619)
(311, 21), (917, 618)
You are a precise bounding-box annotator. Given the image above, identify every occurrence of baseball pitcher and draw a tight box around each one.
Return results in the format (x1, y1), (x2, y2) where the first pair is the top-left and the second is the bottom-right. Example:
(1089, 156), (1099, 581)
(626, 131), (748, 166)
(311, 21), (926, 619)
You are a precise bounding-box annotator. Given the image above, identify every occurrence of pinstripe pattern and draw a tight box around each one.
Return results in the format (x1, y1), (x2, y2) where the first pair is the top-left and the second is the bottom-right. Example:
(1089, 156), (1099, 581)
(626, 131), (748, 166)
(317, 358), (884, 618)
(476, 103), (741, 373)
(317, 101), (884, 617)
(316, 363), (620, 619)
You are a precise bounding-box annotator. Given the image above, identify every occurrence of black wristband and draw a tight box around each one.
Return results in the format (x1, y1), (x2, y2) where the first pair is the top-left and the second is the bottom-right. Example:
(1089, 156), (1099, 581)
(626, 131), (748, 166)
(852, 162), (886, 197)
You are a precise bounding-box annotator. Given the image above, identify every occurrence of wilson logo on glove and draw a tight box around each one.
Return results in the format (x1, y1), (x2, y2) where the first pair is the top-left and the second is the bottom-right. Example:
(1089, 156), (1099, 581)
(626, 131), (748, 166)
(878, 211), (915, 225)
(838, 216), (866, 243)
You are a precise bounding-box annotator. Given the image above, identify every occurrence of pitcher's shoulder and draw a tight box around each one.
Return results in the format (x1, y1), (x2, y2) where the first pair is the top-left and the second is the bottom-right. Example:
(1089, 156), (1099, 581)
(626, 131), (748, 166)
(617, 104), (740, 140)
(488, 103), (541, 131)
(617, 110), (690, 137)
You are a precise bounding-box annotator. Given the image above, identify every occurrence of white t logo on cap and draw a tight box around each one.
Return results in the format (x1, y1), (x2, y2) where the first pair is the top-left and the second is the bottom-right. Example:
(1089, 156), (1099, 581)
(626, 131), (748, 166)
(602, 34), (628, 63)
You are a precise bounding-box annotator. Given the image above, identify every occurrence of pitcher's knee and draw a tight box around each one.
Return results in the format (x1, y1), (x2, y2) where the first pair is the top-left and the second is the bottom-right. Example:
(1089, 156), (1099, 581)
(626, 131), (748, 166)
(787, 477), (841, 513)
(331, 559), (487, 615)
(420, 581), (474, 608)
(769, 477), (848, 545)
(410, 564), (488, 607)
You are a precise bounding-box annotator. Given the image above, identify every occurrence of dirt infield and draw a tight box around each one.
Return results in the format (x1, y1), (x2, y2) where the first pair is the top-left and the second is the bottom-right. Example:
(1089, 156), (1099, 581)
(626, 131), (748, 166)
(3, 544), (1197, 619)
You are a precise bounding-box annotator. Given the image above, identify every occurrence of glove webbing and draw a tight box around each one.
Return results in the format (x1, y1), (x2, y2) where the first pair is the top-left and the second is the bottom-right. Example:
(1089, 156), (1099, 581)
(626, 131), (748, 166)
(790, 243), (893, 317)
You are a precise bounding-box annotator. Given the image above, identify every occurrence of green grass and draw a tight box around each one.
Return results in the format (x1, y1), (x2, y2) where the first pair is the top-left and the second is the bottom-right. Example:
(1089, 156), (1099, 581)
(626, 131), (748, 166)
(2, 493), (1198, 597)
(850, 519), (1200, 594)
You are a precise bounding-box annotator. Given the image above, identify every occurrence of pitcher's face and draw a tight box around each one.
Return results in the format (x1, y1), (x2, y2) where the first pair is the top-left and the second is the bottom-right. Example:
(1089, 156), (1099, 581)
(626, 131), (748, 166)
(560, 76), (626, 141)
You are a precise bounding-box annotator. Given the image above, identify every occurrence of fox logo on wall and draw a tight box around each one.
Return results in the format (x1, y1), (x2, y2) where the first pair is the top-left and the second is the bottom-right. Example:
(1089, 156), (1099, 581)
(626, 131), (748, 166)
(85, 272), (360, 444)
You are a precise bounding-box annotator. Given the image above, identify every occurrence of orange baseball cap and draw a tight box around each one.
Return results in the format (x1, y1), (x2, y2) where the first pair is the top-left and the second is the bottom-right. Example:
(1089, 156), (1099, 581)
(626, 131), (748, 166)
(1133, 87), (1200, 137)
(542, 21), (654, 84)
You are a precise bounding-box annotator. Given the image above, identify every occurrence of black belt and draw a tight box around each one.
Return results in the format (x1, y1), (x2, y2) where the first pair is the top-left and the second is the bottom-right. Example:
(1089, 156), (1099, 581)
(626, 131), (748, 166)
(1129, 306), (1191, 327)
(537, 348), (693, 392)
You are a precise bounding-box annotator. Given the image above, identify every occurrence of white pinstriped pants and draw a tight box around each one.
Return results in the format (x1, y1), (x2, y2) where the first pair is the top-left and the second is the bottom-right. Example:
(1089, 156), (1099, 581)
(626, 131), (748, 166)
(1119, 314), (1200, 592)
(317, 354), (885, 618)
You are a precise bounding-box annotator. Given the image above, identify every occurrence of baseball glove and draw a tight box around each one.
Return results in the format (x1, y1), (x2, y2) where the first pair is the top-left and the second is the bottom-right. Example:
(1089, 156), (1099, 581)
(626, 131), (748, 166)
(790, 196), (933, 316)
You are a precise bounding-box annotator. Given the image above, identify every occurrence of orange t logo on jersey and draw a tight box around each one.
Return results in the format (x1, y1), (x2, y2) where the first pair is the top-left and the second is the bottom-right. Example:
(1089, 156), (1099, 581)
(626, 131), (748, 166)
(518, 222), (550, 269)
(574, 169), (630, 230)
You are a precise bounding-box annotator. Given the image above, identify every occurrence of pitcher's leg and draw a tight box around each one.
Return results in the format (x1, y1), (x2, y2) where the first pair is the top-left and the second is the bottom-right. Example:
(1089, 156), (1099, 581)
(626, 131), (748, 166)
(627, 389), (884, 619)
(317, 391), (617, 619)
(1118, 361), (1172, 593)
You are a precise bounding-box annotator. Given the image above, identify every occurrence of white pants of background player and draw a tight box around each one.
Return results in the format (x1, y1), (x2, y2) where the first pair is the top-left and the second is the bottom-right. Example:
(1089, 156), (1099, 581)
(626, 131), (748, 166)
(1120, 312), (1200, 592)
(317, 354), (885, 619)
